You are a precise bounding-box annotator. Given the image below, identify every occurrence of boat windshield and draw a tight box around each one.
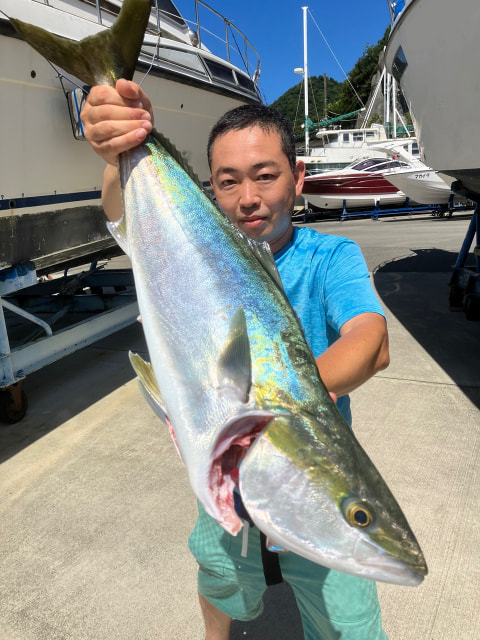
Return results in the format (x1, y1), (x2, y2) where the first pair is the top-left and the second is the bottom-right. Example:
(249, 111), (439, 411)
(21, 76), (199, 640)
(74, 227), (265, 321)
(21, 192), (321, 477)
(349, 158), (389, 171)
(350, 158), (410, 172)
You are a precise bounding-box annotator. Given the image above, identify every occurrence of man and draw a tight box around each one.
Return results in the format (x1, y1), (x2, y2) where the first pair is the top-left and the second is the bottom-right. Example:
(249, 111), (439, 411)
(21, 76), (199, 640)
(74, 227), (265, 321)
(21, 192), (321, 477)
(82, 79), (390, 640)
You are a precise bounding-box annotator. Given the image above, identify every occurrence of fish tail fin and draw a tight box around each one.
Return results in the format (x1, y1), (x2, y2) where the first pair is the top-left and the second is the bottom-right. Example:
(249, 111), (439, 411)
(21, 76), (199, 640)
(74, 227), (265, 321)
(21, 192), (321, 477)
(8, 0), (152, 86)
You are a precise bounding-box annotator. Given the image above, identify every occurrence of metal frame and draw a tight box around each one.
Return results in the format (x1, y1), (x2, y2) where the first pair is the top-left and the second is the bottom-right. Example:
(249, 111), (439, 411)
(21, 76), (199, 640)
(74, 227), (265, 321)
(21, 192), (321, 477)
(0, 265), (138, 391)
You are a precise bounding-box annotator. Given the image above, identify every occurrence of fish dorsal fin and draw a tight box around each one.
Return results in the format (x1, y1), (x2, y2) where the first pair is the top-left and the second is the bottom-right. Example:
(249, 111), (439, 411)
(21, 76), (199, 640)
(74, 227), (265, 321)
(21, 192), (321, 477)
(233, 229), (284, 292)
(9, 0), (152, 87)
(249, 237), (284, 291)
(149, 129), (205, 191)
(217, 307), (252, 403)
(129, 351), (168, 422)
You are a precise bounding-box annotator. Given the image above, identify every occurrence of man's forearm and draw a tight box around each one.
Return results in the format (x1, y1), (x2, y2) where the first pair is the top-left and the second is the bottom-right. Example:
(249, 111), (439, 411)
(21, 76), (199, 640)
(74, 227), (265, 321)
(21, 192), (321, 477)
(102, 164), (124, 222)
(315, 313), (390, 398)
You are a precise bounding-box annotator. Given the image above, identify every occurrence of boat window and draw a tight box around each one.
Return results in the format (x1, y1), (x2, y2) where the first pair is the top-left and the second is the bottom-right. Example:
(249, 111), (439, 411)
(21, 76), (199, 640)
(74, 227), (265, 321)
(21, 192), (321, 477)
(205, 59), (235, 84)
(327, 134), (338, 144)
(342, 133), (350, 143)
(365, 131), (376, 139)
(142, 44), (206, 75)
(156, 0), (187, 27)
(411, 142), (419, 156)
(80, 0), (119, 16)
(392, 46), (408, 82)
(235, 72), (255, 92)
(353, 133), (364, 142)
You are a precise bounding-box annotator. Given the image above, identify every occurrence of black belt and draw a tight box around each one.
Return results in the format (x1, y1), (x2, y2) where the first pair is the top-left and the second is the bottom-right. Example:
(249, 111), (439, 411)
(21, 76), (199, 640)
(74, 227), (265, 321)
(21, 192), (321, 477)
(234, 490), (283, 586)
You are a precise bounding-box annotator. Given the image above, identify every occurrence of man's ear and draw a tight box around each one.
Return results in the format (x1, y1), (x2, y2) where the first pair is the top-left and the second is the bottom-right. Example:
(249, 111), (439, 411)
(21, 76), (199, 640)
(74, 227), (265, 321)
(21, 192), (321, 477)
(294, 160), (306, 196)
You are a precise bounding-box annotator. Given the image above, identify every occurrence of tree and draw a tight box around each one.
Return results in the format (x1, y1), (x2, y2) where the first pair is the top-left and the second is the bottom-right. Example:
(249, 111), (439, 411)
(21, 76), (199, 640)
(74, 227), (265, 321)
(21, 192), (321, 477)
(328, 27), (390, 121)
(271, 75), (342, 134)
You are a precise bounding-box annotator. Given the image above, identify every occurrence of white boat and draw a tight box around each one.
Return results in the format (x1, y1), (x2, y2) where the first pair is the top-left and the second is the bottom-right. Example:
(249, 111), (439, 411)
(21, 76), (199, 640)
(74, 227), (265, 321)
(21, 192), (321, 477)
(384, 167), (458, 206)
(299, 124), (391, 175)
(384, 0), (480, 201)
(0, 0), (262, 273)
(302, 156), (412, 210)
(370, 142), (463, 205)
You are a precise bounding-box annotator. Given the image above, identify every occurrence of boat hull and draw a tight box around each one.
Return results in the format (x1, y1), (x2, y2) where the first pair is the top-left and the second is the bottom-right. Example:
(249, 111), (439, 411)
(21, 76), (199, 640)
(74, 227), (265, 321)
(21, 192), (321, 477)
(302, 173), (406, 210)
(385, 0), (480, 200)
(384, 170), (457, 205)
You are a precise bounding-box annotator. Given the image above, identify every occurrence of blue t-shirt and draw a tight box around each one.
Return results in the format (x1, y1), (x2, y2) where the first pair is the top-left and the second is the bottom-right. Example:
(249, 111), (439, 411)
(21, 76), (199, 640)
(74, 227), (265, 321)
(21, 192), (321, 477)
(274, 226), (385, 426)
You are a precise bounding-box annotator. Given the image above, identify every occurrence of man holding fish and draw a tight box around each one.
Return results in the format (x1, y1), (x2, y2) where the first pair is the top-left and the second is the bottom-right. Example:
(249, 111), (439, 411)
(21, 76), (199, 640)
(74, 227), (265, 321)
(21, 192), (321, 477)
(7, 1), (427, 636)
(81, 79), (391, 639)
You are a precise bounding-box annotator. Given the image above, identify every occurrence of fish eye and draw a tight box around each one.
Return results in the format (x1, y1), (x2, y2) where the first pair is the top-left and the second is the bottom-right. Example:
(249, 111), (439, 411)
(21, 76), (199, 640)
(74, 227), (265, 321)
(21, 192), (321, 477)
(345, 502), (373, 528)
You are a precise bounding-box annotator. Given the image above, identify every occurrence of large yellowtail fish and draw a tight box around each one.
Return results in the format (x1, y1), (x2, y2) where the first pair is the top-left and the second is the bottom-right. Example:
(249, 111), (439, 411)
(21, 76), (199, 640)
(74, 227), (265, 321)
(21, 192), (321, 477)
(9, 0), (427, 585)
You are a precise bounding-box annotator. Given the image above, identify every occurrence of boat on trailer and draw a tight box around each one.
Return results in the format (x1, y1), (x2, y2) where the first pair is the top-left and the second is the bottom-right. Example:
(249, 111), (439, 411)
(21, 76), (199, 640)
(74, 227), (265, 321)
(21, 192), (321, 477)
(302, 155), (412, 211)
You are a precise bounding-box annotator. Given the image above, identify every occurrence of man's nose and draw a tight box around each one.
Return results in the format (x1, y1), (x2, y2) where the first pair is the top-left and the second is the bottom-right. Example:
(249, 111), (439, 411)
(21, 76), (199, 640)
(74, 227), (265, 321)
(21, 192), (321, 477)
(238, 180), (260, 207)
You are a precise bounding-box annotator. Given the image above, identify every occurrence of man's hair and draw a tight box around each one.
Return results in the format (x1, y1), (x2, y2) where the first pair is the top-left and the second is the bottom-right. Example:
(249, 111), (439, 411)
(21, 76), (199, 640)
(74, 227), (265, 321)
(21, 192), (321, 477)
(207, 104), (297, 172)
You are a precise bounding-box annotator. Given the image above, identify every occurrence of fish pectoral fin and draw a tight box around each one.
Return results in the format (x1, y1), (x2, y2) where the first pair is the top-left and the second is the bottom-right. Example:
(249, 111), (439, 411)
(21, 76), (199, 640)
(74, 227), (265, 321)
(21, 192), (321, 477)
(129, 351), (168, 423)
(107, 216), (130, 256)
(217, 307), (252, 402)
(129, 352), (183, 462)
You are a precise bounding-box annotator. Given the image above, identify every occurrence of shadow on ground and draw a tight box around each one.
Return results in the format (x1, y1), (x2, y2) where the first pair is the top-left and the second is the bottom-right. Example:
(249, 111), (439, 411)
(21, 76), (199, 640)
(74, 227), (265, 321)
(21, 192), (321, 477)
(0, 323), (147, 463)
(373, 247), (480, 409)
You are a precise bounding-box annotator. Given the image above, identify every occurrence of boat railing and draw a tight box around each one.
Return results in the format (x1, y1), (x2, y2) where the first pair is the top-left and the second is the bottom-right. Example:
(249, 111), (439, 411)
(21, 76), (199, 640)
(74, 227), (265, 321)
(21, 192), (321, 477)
(189, 0), (261, 84)
(31, 1), (261, 87)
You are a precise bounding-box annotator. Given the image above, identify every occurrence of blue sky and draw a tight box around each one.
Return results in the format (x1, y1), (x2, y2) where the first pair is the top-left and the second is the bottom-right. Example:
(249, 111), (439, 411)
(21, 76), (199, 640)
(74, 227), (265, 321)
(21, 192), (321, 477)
(174, 1), (392, 104)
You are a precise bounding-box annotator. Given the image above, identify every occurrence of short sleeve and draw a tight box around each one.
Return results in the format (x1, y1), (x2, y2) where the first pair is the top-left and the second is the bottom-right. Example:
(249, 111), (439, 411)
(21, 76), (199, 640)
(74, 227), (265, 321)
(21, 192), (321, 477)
(321, 239), (385, 333)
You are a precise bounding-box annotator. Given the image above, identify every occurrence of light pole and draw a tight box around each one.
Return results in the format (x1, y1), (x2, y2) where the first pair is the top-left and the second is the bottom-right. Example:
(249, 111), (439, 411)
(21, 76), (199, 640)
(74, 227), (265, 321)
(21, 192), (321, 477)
(294, 6), (309, 155)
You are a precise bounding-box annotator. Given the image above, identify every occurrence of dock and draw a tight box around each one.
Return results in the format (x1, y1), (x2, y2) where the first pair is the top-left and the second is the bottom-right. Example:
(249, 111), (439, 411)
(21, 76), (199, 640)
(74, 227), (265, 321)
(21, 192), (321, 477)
(0, 212), (478, 639)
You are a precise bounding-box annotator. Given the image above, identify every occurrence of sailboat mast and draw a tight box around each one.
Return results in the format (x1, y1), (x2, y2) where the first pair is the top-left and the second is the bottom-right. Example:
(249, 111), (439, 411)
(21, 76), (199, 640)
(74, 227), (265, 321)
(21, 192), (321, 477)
(302, 6), (309, 155)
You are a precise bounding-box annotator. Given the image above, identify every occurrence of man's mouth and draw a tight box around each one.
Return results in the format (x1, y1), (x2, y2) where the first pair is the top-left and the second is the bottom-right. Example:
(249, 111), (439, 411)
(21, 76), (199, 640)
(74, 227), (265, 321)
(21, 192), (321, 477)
(240, 216), (267, 228)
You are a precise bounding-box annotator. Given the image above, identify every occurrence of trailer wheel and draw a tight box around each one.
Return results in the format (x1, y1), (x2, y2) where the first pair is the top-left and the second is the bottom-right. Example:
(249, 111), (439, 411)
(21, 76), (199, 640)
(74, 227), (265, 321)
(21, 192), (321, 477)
(0, 387), (28, 424)
(464, 294), (480, 321)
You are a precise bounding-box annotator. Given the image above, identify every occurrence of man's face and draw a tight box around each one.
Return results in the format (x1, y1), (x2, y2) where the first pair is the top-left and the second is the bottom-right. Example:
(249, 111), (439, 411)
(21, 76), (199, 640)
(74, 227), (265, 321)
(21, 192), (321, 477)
(209, 126), (305, 254)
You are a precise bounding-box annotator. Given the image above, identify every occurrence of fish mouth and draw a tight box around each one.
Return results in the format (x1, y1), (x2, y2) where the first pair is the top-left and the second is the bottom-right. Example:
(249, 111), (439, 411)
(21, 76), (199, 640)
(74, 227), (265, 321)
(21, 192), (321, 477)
(208, 411), (274, 534)
(353, 536), (427, 586)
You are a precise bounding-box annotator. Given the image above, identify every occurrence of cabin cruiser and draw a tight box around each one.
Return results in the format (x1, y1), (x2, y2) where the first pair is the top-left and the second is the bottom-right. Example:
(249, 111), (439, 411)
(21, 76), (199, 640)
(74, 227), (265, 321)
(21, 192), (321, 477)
(302, 156), (412, 210)
(0, 0), (262, 273)
(298, 124), (390, 176)
(384, 0), (480, 201)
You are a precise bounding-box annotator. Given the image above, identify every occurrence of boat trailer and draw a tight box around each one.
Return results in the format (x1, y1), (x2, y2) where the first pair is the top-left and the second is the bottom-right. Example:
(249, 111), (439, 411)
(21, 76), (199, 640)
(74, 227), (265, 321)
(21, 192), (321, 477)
(296, 195), (473, 223)
(340, 196), (472, 221)
(448, 203), (480, 321)
(0, 260), (138, 423)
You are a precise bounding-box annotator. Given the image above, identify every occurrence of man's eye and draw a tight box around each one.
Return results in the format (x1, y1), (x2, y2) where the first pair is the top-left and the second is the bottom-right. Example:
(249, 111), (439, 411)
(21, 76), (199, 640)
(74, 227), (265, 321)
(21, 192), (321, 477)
(221, 179), (236, 188)
(258, 174), (275, 181)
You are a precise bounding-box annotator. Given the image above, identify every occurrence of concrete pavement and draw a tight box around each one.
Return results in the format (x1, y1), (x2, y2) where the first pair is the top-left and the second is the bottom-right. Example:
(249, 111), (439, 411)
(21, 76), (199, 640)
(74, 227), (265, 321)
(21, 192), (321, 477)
(0, 212), (479, 639)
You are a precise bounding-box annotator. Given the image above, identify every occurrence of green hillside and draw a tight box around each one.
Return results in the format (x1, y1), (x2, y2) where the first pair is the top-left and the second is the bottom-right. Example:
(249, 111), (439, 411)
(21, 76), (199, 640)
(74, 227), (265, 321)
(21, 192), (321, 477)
(271, 76), (343, 137)
(270, 26), (391, 136)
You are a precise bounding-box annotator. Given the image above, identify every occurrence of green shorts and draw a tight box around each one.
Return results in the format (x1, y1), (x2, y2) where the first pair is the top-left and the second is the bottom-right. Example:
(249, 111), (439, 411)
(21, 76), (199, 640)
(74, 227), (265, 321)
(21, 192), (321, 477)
(188, 504), (388, 640)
